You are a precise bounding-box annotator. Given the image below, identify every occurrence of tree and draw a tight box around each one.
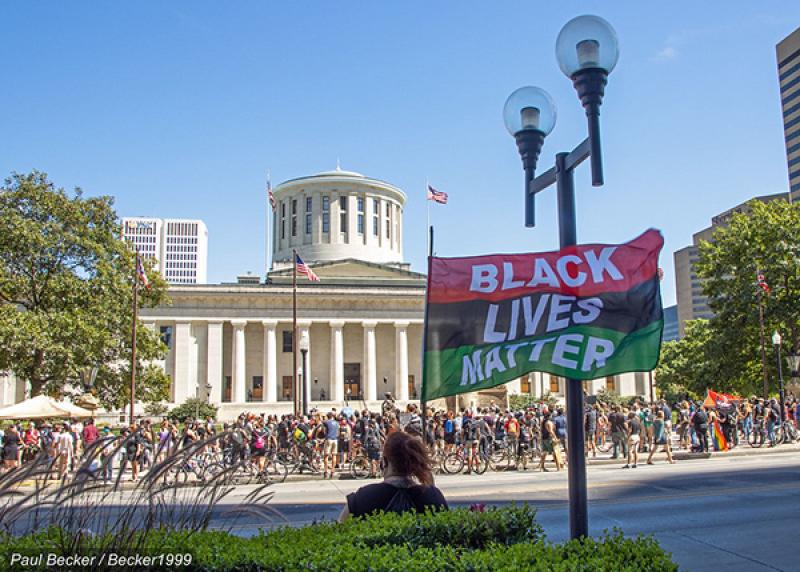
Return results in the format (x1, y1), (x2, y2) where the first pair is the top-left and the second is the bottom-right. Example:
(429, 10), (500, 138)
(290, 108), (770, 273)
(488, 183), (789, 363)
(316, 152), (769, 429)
(655, 320), (712, 399)
(168, 398), (218, 423)
(0, 171), (171, 408)
(593, 388), (628, 408)
(695, 199), (800, 396)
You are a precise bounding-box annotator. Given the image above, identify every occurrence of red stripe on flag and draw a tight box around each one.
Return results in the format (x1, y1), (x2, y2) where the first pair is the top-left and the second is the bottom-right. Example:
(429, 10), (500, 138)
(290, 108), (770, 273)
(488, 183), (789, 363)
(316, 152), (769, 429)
(427, 185), (448, 204)
(426, 229), (663, 303)
(267, 181), (276, 212)
(296, 254), (320, 282)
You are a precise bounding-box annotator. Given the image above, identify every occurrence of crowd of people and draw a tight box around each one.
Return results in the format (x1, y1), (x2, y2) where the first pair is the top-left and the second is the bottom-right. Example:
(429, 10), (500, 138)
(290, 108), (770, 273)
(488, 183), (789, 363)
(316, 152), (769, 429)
(0, 392), (798, 482)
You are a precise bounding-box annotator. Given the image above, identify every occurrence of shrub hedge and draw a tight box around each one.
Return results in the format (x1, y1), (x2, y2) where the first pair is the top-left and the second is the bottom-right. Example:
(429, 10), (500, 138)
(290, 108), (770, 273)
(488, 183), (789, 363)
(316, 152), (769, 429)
(0, 505), (677, 571)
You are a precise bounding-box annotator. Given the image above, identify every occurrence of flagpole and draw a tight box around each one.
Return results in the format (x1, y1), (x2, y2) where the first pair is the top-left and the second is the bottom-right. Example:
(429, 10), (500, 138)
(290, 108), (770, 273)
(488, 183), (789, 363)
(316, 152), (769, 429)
(265, 172), (271, 279)
(130, 250), (139, 425)
(421, 225), (434, 449)
(426, 179), (431, 258)
(293, 248), (298, 416)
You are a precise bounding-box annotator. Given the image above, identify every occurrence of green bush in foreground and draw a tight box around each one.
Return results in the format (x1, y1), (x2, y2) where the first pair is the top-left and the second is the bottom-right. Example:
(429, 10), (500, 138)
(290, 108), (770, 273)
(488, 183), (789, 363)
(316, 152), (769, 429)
(0, 505), (676, 571)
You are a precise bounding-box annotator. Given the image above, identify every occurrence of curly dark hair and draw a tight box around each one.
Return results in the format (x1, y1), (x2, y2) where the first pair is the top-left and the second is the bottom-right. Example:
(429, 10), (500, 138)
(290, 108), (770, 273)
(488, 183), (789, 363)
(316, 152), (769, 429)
(383, 431), (433, 486)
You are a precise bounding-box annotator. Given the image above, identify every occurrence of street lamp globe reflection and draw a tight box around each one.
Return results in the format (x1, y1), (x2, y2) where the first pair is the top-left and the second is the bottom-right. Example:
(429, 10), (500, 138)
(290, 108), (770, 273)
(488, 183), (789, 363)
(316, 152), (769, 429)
(503, 86), (557, 136)
(772, 331), (782, 346)
(555, 15), (619, 77)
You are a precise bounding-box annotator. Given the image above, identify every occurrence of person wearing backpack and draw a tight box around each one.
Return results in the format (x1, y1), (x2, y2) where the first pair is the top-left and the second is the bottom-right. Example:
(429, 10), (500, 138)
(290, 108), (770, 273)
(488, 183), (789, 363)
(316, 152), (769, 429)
(251, 421), (268, 473)
(504, 413), (519, 465)
(692, 406), (709, 453)
(364, 418), (382, 478)
(443, 412), (456, 453)
(340, 431), (448, 520)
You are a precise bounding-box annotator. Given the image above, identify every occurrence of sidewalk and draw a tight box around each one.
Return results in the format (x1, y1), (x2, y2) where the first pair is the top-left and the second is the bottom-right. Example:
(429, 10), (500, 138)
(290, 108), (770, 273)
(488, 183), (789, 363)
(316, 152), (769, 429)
(586, 440), (800, 467)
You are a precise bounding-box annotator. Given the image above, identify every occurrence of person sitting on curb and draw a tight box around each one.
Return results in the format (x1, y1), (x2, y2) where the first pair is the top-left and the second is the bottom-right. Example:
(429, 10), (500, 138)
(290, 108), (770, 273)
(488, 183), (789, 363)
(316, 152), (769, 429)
(339, 431), (447, 520)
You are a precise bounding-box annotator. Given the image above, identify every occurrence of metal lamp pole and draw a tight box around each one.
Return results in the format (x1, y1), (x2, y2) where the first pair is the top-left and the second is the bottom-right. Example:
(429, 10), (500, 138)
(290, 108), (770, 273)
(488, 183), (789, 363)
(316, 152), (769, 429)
(772, 331), (785, 424)
(299, 329), (310, 417)
(503, 15), (619, 540)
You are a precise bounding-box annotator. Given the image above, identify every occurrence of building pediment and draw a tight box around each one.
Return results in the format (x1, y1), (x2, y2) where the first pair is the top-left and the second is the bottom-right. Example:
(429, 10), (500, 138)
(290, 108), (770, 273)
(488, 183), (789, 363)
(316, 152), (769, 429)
(268, 258), (426, 284)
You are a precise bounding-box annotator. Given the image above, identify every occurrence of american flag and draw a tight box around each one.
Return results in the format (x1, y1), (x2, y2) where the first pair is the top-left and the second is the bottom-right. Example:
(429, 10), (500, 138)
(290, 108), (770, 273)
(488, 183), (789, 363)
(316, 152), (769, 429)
(136, 254), (151, 290)
(267, 180), (276, 212)
(295, 254), (320, 282)
(427, 184), (448, 204)
(757, 270), (770, 294)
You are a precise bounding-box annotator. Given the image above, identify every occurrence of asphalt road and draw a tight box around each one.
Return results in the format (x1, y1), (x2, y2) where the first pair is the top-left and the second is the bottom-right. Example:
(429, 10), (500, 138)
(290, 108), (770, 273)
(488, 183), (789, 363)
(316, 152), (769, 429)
(220, 448), (800, 572)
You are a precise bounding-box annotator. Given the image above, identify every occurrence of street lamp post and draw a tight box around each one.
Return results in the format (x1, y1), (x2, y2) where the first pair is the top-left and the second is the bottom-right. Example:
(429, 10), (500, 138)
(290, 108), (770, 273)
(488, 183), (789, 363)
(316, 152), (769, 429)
(299, 330), (310, 417)
(772, 331), (785, 424)
(504, 15), (619, 540)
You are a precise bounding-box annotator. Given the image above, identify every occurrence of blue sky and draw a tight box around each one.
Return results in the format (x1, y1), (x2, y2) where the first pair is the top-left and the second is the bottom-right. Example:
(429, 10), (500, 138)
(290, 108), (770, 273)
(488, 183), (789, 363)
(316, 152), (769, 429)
(2, 2), (799, 306)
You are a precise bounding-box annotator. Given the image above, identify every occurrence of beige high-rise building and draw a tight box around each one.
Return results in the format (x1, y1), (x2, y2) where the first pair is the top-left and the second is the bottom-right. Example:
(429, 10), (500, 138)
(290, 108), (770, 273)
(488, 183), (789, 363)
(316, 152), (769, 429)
(778, 27), (800, 200)
(673, 194), (786, 337)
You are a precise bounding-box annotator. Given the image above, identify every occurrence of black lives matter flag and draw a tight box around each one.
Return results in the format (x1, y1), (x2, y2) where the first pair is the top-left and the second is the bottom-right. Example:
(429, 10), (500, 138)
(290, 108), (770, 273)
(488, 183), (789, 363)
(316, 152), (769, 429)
(422, 229), (664, 401)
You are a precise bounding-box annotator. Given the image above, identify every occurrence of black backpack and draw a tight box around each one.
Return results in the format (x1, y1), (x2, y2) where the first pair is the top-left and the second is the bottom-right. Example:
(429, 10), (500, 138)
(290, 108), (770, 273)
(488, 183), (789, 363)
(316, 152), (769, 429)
(384, 486), (421, 514)
(694, 410), (708, 428)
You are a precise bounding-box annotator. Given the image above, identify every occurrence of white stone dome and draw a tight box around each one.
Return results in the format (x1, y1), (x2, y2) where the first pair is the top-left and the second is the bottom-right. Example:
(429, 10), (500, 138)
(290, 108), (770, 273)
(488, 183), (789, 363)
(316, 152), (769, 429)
(271, 167), (406, 268)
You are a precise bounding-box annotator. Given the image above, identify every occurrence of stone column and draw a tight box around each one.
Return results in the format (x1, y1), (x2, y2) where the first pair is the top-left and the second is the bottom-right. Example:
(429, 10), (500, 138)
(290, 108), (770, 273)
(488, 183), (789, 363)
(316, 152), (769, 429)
(262, 320), (278, 403)
(348, 192), (358, 245)
(330, 191), (340, 243)
(397, 205), (403, 260)
(173, 321), (191, 404)
(330, 320), (345, 402)
(206, 321), (223, 404)
(363, 320), (377, 402)
(231, 320), (247, 403)
(394, 321), (409, 401)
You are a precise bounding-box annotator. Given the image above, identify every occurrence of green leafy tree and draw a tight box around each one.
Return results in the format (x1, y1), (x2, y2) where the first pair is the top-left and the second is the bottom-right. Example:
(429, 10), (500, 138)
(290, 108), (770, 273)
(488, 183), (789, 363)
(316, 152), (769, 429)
(655, 320), (711, 399)
(656, 318), (761, 399)
(144, 401), (169, 418)
(695, 199), (800, 396)
(168, 398), (218, 423)
(0, 171), (171, 408)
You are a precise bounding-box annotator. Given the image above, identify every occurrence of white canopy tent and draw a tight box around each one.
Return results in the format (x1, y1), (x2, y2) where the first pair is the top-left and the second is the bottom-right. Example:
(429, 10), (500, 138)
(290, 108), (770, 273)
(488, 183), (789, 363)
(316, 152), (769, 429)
(0, 394), (93, 420)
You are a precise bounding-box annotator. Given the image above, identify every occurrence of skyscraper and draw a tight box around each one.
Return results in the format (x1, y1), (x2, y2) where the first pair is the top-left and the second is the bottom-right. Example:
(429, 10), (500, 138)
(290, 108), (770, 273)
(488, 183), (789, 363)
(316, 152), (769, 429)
(778, 27), (800, 200)
(122, 217), (208, 284)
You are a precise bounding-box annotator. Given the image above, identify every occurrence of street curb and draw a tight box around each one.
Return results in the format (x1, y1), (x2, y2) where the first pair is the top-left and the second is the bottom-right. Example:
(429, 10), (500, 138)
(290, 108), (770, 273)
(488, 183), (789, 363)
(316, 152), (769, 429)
(586, 442), (799, 467)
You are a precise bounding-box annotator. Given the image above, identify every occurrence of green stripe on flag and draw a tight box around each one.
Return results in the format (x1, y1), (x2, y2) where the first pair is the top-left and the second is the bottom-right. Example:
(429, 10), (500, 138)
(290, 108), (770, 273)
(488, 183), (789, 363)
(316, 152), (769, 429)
(422, 320), (663, 401)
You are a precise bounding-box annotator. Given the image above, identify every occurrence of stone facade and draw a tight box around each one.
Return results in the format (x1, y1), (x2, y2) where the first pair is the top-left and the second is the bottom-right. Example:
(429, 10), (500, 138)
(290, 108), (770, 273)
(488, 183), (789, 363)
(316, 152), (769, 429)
(139, 260), (427, 419)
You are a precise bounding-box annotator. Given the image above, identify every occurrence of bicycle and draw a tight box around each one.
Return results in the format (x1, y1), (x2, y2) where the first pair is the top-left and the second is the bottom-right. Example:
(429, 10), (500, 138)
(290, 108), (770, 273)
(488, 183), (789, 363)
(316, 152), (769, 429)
(443, 441), (489, 474)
